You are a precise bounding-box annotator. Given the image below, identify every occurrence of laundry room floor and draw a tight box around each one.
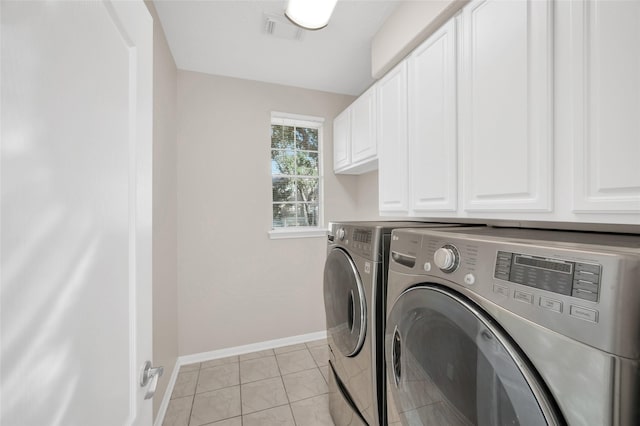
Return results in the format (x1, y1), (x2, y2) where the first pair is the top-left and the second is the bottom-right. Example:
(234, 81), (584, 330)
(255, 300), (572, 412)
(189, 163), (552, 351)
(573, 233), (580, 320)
(162, 338), (335, 426)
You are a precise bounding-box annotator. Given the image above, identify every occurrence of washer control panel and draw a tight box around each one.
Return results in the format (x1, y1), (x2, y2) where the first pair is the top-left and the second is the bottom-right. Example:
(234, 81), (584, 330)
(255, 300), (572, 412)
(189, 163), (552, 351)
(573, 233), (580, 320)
(494, 251), (601, 302)
(388, 226), (640, 359)
(434, 244), (460, 272)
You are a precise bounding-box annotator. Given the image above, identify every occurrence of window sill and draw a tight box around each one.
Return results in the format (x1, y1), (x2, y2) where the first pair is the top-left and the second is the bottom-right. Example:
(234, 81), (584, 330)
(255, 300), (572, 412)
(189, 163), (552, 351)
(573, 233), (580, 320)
(268, 228), (328, 240)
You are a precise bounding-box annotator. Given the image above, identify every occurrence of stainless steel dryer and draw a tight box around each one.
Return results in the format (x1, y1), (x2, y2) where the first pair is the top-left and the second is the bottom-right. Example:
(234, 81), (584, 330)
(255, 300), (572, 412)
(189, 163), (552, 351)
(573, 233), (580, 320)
(385, 227), (640, 425)
(324, 221), (465, 426)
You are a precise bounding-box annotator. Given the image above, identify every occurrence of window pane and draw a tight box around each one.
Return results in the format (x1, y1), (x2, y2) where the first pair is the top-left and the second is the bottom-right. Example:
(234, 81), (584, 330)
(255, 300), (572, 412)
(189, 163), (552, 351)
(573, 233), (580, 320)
(297, 203), (318, 227)
(272, 149), (296, 175)
(271, 125), (295, 149)
(295, 127), (319, 151)
(296, 178), (319, 203)
(282, 126), (295, 148)
(271, 125), (283, 148)
(272, 203), (297, 228)
(272, 177), (296, 202)
(296, 151), (318, 176)
(284, 203), (298, 227)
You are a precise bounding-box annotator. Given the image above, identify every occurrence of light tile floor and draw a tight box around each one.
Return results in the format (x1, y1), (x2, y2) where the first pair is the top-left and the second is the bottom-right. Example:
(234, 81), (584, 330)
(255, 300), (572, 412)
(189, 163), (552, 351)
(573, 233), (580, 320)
(163, 339), (335, 426)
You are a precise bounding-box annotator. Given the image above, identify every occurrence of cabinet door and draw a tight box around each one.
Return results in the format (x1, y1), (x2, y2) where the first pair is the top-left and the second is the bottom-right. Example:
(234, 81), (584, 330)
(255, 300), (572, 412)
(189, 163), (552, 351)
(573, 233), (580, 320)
(409, 18), (457, 213)
(333, 108), (351, 172)
(351, 86), (377, 164)
(378, 62), (408, 214)
(460, 0), (553, 212)
(571, 0), (640, 213)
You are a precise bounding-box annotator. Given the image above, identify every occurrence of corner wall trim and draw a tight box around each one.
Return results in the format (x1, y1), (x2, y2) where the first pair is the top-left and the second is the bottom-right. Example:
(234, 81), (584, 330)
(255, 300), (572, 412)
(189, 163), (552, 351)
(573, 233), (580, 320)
(153, 330), (327, 426)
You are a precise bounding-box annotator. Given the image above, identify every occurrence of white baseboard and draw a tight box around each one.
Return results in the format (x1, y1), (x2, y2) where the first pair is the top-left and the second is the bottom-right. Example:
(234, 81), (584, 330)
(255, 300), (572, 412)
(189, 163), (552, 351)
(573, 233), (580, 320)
(179, 330), (327, 366)
(153, 330), (327, 426)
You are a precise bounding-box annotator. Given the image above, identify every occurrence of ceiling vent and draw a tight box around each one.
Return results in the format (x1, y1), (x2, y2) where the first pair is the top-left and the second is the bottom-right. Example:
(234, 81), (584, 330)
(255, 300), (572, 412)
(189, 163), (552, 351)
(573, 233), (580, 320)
(263, 13), (304, 41)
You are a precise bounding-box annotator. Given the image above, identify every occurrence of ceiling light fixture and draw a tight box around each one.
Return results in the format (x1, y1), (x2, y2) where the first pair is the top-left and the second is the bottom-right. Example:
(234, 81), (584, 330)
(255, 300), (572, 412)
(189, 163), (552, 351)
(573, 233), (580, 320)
(285, 0), (338, 30)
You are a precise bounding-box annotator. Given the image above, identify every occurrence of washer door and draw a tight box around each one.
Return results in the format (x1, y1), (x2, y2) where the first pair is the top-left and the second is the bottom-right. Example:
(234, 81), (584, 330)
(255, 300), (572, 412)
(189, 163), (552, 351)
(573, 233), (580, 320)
(324, 247), (367, 357)
(386, 285), (563, 426)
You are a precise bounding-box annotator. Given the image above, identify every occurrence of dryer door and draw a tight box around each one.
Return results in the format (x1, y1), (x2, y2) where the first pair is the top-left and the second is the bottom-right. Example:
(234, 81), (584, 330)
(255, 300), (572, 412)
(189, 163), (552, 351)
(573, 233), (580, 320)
(386, 285), (563, 426)
(324, 247), (367, 357)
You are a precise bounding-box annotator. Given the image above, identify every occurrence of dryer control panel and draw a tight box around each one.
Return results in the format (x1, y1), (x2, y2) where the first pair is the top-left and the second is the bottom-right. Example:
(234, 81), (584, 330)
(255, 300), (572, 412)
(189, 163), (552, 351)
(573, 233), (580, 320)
(328, 223), (378, 261)
(494, 251), (601, 302)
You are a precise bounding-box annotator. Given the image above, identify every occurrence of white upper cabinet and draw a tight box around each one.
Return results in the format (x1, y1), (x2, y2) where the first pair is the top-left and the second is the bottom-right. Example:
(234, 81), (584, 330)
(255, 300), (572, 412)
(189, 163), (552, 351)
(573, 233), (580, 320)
(333, 86), (377, 174)
(349, 0), (638, 226)
(570, 0), (640, 214)
(378, 61), (409, 215)
(459, 0), (553, 212)
(333, 108), (351, 171)
(409, 18), (458, 213)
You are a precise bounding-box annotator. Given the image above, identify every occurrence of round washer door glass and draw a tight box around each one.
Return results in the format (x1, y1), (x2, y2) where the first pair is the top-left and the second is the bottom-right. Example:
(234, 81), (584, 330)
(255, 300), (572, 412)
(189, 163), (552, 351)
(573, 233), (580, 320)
(386, 286), (561, 426)
(323, 248), (366, 357)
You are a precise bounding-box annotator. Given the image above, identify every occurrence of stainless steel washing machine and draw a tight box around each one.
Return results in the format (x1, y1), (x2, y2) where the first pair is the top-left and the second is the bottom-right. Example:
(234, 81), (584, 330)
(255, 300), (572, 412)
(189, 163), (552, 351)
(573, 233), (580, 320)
(323, 221), (466, 426)
(385, 227), (640, 425)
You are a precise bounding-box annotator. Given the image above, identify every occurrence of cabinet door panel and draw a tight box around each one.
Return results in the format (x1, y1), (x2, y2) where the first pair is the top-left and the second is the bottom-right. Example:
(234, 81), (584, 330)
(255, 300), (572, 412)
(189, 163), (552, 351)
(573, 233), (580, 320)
(410, 19), (457, 212)
(460, 0), (552, 212)
(572, 0), (640, 213)
(378, 62), (408, 214)
(333, 109), (350, 172)
(351, 87), (377, 164)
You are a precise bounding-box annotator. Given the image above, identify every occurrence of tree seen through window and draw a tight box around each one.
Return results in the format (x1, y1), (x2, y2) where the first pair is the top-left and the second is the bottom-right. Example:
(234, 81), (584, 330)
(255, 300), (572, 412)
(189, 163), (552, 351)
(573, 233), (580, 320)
(271, 122), (320, 228)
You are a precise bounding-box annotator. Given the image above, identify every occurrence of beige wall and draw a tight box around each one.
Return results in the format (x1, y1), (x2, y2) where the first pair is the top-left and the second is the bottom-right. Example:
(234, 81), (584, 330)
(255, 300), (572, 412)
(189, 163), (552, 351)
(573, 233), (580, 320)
(354, 171), (384, 221)
(177, 71), (367, 356)
(371, 0), (468, 79)
(146, 1), (179, 418)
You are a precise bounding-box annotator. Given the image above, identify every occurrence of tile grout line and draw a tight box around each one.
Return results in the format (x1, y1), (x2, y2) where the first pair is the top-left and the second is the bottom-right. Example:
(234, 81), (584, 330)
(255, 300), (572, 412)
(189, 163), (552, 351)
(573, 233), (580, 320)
(281, 365), (327, 379)
(195, 359), (243, 426)
(290, 390), (330, 404)
(308, 343), (330, 385)
(241, 402), (292, 418)
(194, 359), (317, 393)
(276, 344), (306, 426)
(273, 348), (298, 426)
(235, 393), (330, 425)
(186, 362), (201, 426)
(285, 347), (328, 425)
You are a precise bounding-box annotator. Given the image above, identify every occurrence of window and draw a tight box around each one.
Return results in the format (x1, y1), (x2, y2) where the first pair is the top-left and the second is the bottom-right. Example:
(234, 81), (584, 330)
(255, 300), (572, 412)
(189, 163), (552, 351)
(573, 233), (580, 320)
(270, 112), (325, 238)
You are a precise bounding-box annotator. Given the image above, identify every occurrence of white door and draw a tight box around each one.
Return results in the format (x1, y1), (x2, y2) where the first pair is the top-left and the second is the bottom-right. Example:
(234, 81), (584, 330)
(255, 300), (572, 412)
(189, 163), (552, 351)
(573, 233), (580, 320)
(1, 1), (153, 425)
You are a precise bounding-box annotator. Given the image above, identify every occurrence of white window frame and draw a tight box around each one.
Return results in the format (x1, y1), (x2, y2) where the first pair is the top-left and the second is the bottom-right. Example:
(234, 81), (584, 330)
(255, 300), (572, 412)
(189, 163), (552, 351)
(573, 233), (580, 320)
(269, 112), (327, 239)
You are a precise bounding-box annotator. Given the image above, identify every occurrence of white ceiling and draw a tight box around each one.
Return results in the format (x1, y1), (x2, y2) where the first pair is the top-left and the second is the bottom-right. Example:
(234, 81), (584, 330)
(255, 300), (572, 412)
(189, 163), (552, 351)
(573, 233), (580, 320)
(153, 0), (400, 96)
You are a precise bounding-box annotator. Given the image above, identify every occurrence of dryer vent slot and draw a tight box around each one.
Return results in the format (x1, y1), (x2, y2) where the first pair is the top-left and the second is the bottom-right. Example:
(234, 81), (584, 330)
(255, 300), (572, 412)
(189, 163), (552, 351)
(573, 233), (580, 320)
(392, 251), (416, 268)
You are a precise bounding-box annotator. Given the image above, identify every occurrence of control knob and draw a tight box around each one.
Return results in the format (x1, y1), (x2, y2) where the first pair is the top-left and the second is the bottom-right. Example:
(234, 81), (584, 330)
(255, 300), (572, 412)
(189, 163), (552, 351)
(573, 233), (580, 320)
(434, 245), (460, 273)
(337, 228), (346, 241)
